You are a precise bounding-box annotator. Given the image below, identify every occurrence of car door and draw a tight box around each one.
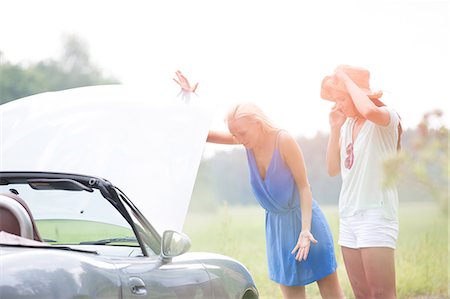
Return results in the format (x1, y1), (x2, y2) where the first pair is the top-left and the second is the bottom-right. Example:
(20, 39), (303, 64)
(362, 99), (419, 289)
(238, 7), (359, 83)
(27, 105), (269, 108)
(115, 192), (213, 298)
(117, 256), (212, 299)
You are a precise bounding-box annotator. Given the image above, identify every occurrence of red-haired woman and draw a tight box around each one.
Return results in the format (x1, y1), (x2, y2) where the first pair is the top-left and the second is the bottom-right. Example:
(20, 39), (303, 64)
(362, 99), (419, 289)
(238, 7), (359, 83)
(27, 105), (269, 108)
(321, 65), (402, 299)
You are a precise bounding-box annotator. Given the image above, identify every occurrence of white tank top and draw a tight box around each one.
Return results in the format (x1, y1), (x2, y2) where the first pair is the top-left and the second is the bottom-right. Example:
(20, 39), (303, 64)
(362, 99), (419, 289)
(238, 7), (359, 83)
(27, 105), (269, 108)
(339, 106), (400, 220)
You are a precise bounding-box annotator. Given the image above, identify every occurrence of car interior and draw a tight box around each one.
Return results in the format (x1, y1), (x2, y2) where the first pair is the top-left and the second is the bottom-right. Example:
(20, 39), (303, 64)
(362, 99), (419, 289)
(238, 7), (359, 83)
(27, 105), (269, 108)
(0, 192), (43, 241)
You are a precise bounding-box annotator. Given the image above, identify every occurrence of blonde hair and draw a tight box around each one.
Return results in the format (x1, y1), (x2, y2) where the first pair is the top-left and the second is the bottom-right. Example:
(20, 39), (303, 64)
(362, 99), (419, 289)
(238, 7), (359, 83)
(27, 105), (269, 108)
(226, 102), (277, 131)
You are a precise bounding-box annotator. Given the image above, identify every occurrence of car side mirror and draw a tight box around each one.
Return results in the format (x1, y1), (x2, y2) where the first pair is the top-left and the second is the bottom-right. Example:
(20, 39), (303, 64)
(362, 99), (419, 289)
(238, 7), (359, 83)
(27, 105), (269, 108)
(161, 230), (191, 261)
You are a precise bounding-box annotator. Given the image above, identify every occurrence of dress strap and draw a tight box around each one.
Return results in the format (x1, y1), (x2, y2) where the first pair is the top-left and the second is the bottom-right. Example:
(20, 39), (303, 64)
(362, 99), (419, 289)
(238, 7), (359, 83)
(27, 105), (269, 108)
(275, 130), (285, 149)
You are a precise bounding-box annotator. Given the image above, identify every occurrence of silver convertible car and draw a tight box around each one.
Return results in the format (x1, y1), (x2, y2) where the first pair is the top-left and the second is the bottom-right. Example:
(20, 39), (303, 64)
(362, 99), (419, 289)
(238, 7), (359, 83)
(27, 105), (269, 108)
(0, 86), (258, 299)
(0, 171), (258, 299)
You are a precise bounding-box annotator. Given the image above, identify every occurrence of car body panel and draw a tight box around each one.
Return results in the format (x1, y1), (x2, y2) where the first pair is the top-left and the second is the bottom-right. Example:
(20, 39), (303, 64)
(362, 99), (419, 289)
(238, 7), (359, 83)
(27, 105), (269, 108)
(1, 244), (258, 299)
(1, 246), (122, 299)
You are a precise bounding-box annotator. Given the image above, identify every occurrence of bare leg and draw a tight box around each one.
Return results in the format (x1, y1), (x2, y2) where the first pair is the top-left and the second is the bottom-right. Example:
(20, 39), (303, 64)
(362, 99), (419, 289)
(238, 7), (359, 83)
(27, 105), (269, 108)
(341, 246), (370, 299)
(316, 271), (345, 299)
(279, 284), (306, 299)
(361, 247), (396, 299)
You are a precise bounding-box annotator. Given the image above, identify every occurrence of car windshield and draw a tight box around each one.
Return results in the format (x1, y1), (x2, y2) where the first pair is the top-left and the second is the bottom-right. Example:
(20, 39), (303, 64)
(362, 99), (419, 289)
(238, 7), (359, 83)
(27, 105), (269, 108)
(0, 182), (155, 256)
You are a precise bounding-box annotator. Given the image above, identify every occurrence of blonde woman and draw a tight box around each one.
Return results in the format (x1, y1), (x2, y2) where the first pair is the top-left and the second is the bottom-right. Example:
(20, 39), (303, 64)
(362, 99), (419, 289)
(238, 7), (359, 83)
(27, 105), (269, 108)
(175, 71), (344, 299)
(321, 65), (402, 299)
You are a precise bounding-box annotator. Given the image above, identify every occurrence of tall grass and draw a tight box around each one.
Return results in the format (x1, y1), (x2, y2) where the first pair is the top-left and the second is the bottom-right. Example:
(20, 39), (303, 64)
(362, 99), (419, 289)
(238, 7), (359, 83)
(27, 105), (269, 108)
(183, 202), (448, 299)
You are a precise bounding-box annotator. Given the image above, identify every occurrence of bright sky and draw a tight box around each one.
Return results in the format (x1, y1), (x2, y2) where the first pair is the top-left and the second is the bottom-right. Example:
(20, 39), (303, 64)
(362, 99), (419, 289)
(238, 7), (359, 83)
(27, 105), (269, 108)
(1, 0), (449, 143)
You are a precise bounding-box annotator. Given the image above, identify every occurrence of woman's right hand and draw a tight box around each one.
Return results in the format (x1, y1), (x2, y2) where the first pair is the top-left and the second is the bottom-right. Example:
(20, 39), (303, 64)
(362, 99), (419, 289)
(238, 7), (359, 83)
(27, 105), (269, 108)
(329, 104), (346, 130)
(291, 230), (318, 261)
(173, 70), (199, 93)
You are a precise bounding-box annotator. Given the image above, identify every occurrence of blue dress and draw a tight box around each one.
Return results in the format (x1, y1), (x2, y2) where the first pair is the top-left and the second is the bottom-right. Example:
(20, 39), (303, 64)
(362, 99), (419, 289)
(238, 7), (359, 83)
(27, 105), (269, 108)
(246, 134), (337, 286)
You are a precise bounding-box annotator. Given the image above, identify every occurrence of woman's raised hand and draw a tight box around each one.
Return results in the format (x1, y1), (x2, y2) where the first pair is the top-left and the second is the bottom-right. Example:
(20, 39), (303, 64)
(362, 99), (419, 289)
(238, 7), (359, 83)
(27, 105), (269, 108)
(173, 70), (199, 93)
(329, 104), (346, 130)
(291, 230), (318, 261)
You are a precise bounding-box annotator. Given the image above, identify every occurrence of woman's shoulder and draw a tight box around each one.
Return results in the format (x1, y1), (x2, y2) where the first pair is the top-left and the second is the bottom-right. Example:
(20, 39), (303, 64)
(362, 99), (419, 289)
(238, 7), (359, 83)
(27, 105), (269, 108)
(377, 105), (401, 129)
(277, 129), (293, 143)
(277, 130), (299, 151)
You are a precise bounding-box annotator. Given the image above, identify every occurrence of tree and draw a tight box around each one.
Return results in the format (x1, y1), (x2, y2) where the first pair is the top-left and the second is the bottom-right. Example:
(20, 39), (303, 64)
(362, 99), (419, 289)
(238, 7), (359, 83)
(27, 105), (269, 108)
(0, 34), (119, 104)
(384, 110), (449, 214)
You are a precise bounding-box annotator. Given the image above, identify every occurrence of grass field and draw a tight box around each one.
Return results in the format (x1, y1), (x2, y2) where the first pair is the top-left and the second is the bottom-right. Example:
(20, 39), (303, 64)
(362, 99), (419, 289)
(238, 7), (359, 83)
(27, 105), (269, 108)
(36, 219), (135, 244)
(183, 202), (449, 299)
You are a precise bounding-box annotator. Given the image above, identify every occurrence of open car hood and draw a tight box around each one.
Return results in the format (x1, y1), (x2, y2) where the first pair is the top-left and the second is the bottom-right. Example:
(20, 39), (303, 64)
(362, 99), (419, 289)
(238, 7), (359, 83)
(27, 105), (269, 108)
(0, 85), (213, 233)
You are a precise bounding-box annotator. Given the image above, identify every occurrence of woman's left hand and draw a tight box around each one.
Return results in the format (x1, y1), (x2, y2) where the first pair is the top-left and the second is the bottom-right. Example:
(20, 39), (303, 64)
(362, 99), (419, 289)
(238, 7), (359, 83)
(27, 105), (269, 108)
(173, 70), (199, 93)
(291, 230), (318, 261)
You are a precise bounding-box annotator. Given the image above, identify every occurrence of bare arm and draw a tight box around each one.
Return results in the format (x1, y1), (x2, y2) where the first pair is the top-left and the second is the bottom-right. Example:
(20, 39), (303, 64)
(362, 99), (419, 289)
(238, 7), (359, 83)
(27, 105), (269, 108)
(335, 67), (390, 126)
(327, 128), (341, 177)
(172, 71), (239, 145)
(207, 131), (239, 145)
(326, 105), (346, 176)
(279, 133), (317, 261)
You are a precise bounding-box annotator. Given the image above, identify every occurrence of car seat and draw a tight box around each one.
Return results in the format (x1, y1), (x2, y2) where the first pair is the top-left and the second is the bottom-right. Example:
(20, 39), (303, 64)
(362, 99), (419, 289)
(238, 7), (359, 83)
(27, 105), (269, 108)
(0, 193), (43, 241)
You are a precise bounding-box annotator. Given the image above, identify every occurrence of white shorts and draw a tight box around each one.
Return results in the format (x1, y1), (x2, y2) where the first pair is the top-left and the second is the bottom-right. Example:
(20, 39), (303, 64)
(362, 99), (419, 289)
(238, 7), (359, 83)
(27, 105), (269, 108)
(338, 209), (399, 249)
